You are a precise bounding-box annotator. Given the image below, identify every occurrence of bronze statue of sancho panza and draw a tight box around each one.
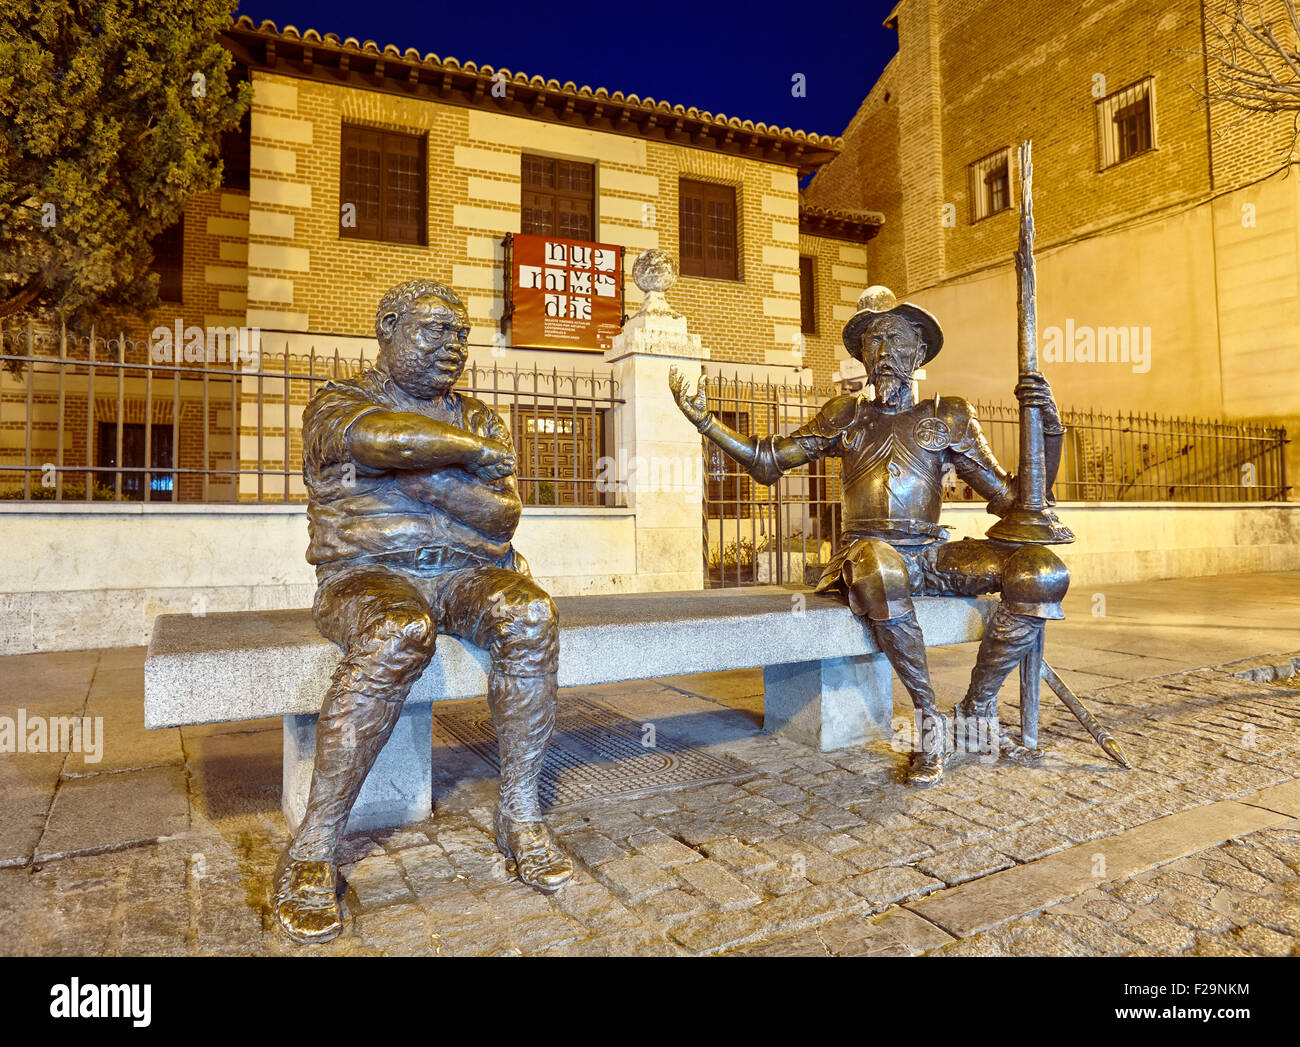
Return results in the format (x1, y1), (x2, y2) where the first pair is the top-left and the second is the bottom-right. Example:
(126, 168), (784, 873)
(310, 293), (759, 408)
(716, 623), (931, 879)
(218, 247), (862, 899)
(670, 286), (1070, 786)
(275, 279), (573, 944)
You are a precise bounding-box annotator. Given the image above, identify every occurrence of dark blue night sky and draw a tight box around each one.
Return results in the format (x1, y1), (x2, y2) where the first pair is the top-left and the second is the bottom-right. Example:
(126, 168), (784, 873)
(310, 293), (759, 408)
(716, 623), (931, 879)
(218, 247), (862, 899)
(237, 1), (899, 138)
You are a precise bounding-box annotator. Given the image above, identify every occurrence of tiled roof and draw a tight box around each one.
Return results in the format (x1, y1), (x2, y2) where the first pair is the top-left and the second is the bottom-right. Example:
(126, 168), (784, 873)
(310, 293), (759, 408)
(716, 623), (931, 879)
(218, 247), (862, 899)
(798, 201), (885, 242)
(224, 17), (842, 175)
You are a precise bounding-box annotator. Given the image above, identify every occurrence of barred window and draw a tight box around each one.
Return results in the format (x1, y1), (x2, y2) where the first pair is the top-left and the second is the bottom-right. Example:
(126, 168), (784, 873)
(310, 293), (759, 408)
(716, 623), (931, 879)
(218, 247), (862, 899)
(1097, 78), (1156, 168)
(97, 423), (174, 502)
(340, 125), (427, 245)
(521, 154), (595, 241)
(705, 410), (750, 515)
(969, 148), (1011, 223)
(512, 405), (606, 507)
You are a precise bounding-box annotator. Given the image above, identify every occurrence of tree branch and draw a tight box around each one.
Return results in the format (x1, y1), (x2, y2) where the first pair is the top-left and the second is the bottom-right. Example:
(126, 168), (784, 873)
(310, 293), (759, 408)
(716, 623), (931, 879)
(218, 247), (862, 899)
(0, 274), (48, 320)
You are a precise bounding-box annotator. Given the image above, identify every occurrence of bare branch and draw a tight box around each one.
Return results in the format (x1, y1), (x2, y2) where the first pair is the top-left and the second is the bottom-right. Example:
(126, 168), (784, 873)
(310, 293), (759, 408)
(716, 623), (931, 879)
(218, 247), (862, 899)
(1187, 1), (1300, 160)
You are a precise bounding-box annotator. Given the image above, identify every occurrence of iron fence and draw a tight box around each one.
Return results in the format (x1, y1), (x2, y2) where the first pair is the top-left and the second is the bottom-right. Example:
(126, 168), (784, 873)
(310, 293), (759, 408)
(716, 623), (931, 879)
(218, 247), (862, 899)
(701, 373), (1290, 589)
(0, 323), (623, 505)
(954, 401), (1288, 503)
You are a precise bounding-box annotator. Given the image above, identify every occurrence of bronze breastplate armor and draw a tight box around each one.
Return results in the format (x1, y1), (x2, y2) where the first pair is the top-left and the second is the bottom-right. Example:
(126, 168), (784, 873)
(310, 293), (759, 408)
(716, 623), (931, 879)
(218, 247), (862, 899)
(840, 400), (949, 540)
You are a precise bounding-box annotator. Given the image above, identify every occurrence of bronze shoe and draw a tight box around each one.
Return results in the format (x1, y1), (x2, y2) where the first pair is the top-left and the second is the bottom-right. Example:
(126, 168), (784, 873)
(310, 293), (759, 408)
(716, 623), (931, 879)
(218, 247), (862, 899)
(955, 703), (1042, 764)
(273, 855), (343, 945)
(906, 712), (948, 787)
(907, 748), (946, 787)
(997, 730), (1045, 765)
(494, 809), (574, 893)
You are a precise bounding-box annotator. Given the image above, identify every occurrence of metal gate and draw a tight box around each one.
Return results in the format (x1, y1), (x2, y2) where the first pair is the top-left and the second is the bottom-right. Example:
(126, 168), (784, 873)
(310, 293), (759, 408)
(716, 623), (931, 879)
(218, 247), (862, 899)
(701, 373), (842, 589)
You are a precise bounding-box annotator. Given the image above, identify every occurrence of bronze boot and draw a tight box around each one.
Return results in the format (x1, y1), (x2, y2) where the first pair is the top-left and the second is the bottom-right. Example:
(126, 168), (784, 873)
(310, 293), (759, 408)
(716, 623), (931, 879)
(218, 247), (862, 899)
(273, 854), (343, 945)
(276, 653), (412, 944)
(870, 610), (949, 786)
(908, 711), (949, 786)
(957, 605), (1044, 761)
(487, 671), (574, 892)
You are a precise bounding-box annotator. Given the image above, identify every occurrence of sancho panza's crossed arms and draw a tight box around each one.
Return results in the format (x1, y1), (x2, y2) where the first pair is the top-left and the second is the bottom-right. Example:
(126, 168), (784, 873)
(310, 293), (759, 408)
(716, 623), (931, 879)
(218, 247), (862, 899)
(302, 372), (527, 570)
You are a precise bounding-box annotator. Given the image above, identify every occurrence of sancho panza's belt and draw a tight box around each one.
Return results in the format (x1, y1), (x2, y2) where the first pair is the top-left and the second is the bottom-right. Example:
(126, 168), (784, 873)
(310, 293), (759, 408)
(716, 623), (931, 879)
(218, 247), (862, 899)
(352, 544), (503, 572)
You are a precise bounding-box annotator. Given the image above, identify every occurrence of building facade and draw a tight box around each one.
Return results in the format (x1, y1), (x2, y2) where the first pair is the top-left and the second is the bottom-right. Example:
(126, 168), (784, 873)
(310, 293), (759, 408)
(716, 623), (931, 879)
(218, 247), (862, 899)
(2, 16), (888, 505)
(806, 0), (1299, 491)
(191, 18), (880, 377)
(3, 10), (1298, 655)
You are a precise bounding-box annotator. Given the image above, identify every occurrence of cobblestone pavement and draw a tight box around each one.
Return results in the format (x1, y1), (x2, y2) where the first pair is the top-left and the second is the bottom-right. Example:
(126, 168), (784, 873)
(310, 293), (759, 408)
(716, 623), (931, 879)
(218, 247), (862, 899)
(1, 572), (1298, 956)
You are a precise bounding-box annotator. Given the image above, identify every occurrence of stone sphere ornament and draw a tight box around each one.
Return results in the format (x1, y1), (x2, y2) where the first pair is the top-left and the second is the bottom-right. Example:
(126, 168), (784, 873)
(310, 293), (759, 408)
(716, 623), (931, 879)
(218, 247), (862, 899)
(630, 250), (681, 319)
(632, 249), (678, 294)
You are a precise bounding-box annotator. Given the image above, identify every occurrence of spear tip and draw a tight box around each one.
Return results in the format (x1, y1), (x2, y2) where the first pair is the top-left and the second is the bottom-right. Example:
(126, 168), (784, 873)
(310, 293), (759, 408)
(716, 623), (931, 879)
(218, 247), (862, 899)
(1101, 735), (1131, 769)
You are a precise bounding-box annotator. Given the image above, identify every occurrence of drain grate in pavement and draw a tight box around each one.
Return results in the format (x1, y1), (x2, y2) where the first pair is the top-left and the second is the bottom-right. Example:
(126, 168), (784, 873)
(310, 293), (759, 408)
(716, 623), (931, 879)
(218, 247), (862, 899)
(434, 696), (753, 809)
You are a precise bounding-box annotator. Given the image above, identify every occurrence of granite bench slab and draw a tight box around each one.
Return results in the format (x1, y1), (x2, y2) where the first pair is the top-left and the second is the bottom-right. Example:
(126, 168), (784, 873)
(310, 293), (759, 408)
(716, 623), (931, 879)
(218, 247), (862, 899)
(144, 587), (996, 832)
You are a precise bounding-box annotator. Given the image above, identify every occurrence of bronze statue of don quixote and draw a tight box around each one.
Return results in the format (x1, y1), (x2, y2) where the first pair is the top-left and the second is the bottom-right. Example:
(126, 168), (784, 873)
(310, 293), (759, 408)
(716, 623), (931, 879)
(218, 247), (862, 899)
(278, 140), (1127, 945)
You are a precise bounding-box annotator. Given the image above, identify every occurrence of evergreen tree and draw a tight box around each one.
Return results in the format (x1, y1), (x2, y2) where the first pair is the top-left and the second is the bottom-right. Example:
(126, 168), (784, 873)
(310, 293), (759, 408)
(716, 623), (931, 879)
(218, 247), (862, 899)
(0, 0), (250, 326)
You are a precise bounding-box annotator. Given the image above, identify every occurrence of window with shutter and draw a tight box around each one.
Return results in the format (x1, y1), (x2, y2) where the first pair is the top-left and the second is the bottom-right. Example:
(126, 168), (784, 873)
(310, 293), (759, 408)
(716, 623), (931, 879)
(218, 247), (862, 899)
(521, 154), (595, 241)
(1097, 78), (1156, 168)
(340, 125), (427, 245)
(799, 255), (816, 334)
(968, 149), (1012, 222)
(1114, 98), (1152, 161)
(679, 180), (738, 279)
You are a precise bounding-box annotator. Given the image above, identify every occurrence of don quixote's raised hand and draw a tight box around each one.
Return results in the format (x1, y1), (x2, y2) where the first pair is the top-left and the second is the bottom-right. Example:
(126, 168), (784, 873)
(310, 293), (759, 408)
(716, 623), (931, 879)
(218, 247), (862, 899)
(668, 365), (710, 430)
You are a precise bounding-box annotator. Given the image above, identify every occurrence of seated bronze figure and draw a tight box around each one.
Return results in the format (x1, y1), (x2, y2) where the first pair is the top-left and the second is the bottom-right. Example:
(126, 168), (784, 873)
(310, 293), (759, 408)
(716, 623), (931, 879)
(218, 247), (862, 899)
(670, 286), (1070, 787)
(275, 279), (573, 944)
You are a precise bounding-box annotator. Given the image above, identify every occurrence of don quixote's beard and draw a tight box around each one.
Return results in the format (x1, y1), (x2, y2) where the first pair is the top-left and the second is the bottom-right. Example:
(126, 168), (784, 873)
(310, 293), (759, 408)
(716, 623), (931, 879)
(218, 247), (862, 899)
(873, 368), (912, 409)
(382, 341), (463, 400)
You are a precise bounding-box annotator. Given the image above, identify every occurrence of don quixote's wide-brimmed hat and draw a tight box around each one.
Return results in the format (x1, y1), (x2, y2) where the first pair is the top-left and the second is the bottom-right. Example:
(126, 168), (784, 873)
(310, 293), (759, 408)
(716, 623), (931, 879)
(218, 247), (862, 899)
(842, 286), (944, 366)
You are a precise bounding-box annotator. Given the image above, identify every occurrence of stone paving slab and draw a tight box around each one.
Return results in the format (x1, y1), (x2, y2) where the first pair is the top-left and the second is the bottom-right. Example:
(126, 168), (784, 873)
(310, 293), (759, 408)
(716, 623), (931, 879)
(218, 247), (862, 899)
(1242, 778), (1300, 817)
(35, 765), (190, 862)
(1, 571), (1298, 956)
(0, 753), (64, 867)
(929, 823), (1300, 957)
(907, 798), (1293, 938)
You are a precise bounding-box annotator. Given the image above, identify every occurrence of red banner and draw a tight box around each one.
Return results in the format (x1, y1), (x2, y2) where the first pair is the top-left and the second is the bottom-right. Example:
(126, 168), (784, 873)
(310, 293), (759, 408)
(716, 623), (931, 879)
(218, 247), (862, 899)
(509, 234), (623, 352)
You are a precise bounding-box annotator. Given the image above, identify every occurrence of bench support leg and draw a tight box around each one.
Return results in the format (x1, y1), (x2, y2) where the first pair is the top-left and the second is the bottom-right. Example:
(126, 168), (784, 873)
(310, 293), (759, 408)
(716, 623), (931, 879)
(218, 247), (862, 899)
(763, 653), (894, 752)
(282, 703), (433, 836)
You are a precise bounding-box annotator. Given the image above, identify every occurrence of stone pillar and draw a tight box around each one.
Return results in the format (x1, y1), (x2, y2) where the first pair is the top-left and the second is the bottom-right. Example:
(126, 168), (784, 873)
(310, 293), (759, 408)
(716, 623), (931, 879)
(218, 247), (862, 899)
(281, 704), (433, 835)
(763, 653), (895, 751)
(604, 251), (710, 591)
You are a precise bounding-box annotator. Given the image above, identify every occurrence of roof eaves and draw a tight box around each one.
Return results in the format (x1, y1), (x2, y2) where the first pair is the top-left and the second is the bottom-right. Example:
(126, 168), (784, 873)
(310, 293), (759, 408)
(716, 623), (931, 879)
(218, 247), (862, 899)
(225, 17), (843, 176)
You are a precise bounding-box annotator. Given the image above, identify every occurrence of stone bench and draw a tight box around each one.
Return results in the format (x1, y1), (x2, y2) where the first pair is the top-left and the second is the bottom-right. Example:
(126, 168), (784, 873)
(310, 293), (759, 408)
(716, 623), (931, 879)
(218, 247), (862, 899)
(145, 587), (996, 834)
